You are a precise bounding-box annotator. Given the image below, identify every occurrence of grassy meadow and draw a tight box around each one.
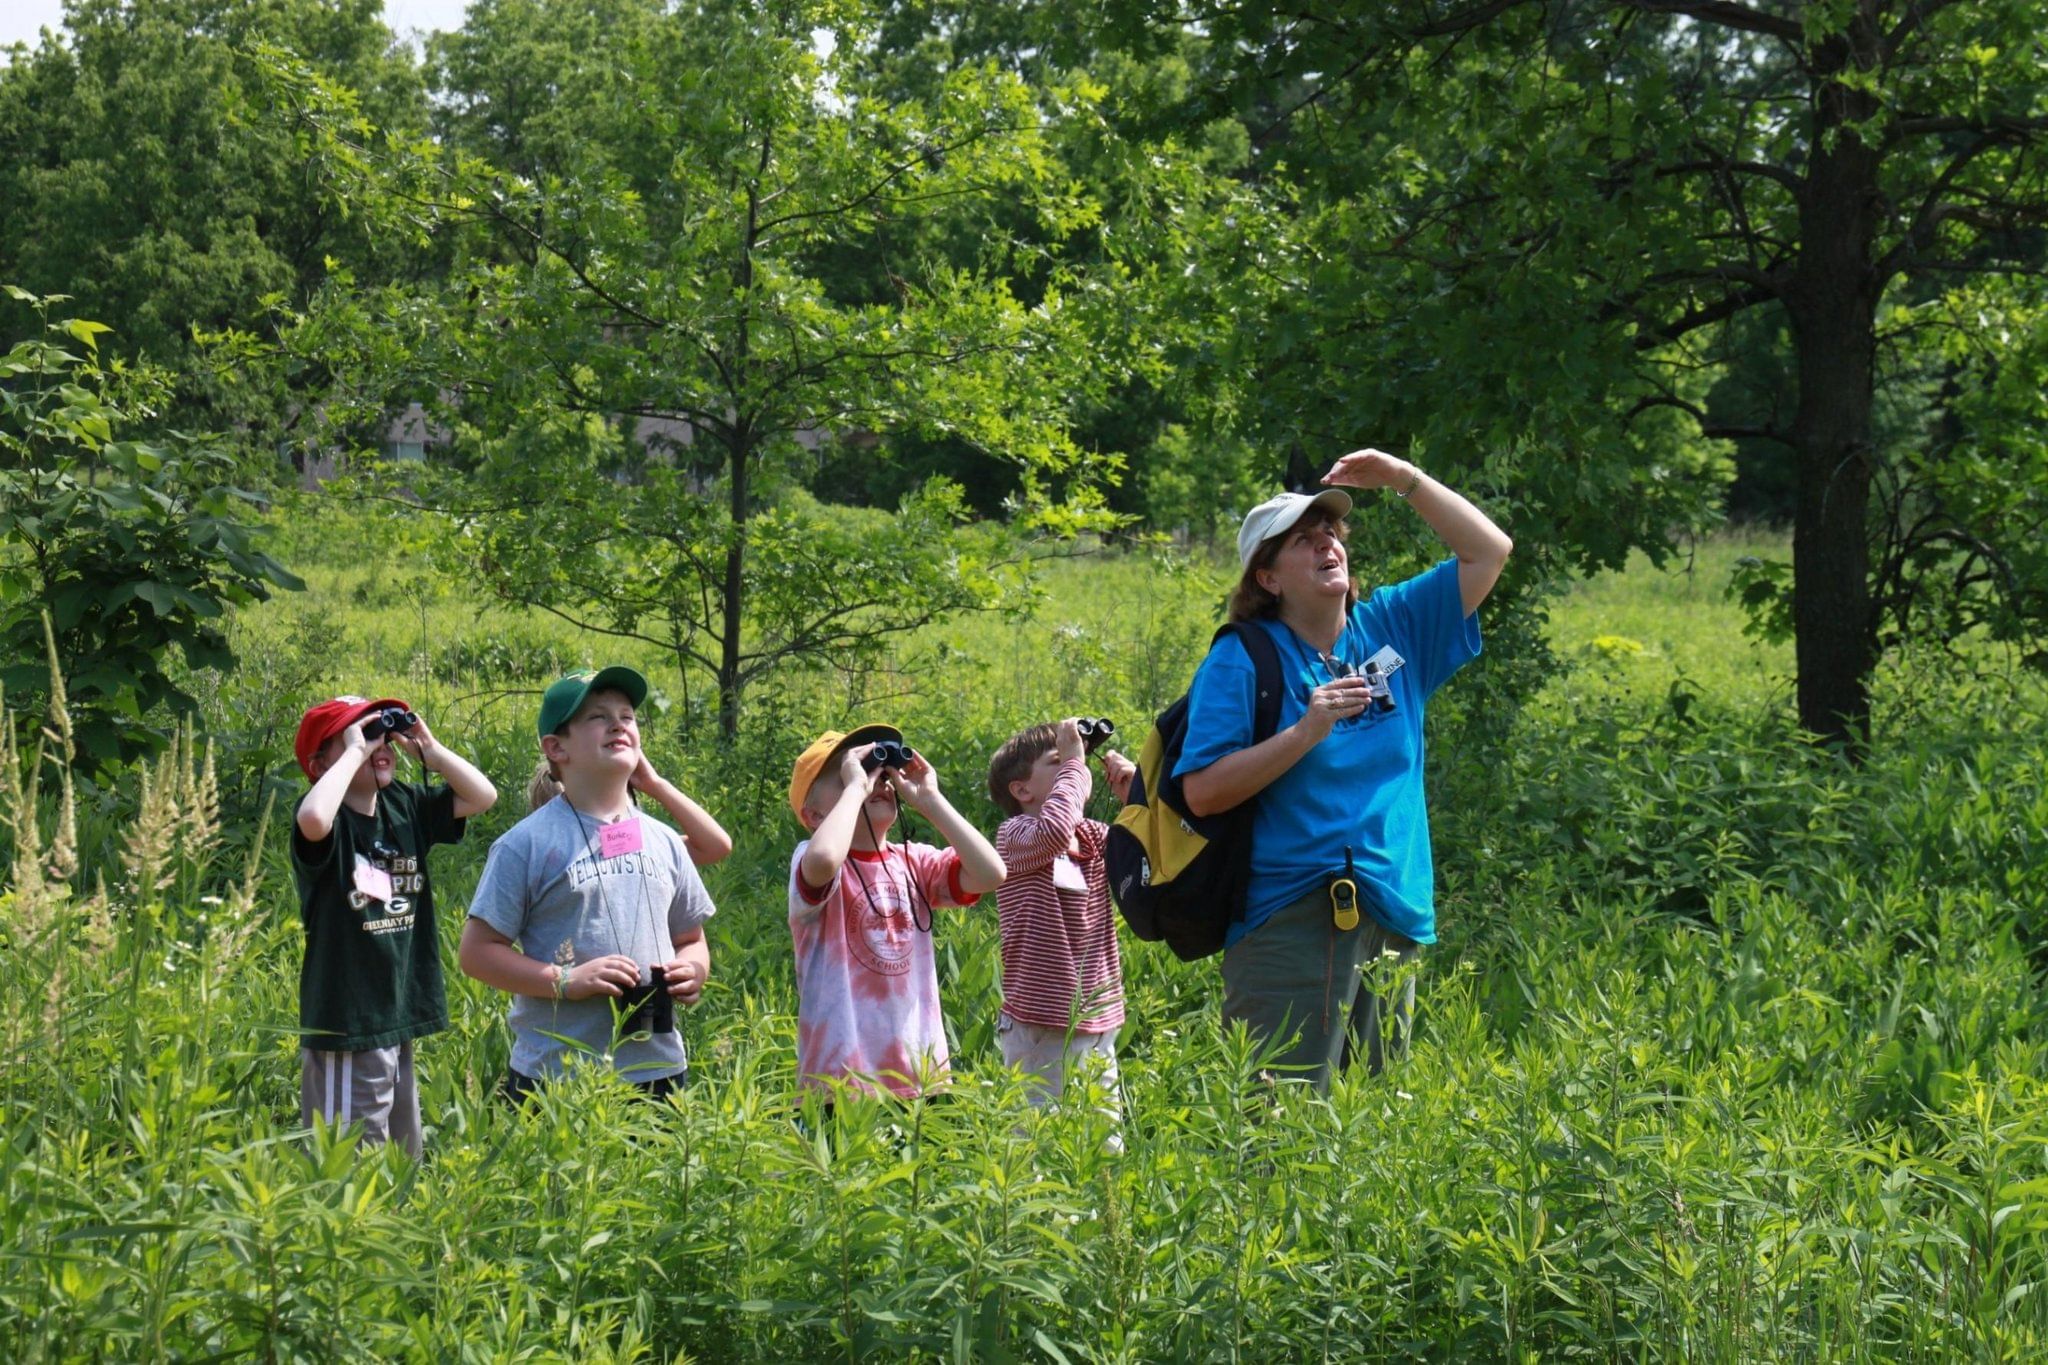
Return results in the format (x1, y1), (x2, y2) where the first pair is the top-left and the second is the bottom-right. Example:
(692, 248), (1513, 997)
(4, 504), (2047, 1362)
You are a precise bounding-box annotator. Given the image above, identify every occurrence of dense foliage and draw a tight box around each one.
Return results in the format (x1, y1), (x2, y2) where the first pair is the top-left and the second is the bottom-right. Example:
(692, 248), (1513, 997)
(0, 293), (301, 768)
(3, 529), (2046, 1359)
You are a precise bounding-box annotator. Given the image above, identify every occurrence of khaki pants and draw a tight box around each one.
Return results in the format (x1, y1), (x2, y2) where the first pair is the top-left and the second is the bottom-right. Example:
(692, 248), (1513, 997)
(1221, 884), (1419, 1091)
(301, 1042), (421, 1157)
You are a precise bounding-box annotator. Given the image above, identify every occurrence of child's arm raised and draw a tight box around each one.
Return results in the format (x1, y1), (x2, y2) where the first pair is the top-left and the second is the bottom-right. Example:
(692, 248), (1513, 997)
(632, 753), (733, 866)
(797, 745), (881, 891)
(998, 720), (1091, 872)
(397, 716), (498, 818)
(296, 719), (372, 842)
(1100, 749), (1137, 806)
(889, 753), (1005, 895)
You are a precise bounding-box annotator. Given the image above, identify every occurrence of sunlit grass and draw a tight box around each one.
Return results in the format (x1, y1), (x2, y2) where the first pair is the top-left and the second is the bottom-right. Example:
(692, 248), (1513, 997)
(4, 512), (2047, 1359)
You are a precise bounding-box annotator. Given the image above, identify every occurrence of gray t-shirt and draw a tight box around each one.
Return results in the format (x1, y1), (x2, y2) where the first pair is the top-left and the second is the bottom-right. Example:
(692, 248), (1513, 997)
(469, 796), (717, 1083)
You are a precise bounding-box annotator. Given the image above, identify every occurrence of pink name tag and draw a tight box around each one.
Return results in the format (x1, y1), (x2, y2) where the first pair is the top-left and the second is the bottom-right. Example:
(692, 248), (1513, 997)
(599, 819), (644, 859)
(353, 857), (394, 903)
(1051, 856), (1088, 893)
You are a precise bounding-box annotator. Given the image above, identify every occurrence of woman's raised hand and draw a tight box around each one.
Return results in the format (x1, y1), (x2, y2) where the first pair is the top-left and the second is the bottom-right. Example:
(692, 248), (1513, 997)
(1321, 447), (1416, 492)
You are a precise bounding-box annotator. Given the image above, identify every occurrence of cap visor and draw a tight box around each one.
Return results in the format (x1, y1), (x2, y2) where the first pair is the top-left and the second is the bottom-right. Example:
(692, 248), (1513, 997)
(1307, 487), (1353, 519)
(827, 722), (903, 764)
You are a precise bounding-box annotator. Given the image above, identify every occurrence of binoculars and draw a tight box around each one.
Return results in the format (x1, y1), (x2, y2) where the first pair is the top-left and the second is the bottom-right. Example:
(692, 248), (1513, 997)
(1361, 663), (1396, 715)
(362, 707), (420, 741)
(1076, 717), (1116, 753)
(616, 964), (675, 1036)
(861, 739), (917, 772)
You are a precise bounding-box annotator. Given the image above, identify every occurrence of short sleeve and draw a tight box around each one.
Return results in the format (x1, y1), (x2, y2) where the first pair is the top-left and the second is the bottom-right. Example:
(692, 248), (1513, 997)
(415, 782), (468, 847)
(1372, 558), (1481, 700)
(666, 839), (717, 937)
(909, 843), (974, 909)
(788, 844), (831, 917)
(1173, 634), (1259, 778)
(290, 799), (337, 874)
(468, 830), (533, 942)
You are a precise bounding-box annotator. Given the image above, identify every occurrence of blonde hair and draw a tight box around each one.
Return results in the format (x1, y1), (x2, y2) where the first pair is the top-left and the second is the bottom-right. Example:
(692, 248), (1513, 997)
(1227, 509), (1358, 622)
(527, 759), (563, 813)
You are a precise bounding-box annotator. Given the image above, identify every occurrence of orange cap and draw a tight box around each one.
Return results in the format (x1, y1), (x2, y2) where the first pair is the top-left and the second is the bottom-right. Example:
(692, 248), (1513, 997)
(787, 723), (901, 822)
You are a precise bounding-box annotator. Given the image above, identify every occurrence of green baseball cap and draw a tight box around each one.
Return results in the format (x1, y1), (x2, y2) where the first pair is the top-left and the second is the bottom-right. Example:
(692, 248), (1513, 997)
(537, 666), (650, 737)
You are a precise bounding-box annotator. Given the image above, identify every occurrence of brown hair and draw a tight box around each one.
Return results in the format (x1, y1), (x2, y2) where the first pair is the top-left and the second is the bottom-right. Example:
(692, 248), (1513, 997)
(987, 722), (1059, 816)
(1227, 509), (1358, 622)
(527, 759), (562, 813)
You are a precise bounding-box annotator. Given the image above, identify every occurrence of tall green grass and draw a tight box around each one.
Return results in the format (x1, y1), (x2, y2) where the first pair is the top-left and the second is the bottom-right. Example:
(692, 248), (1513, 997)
(4, 514), (2047, 1361)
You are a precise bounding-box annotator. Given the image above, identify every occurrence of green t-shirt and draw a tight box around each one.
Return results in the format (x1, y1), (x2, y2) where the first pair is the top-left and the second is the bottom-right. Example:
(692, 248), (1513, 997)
(291, 780), (467, 1050)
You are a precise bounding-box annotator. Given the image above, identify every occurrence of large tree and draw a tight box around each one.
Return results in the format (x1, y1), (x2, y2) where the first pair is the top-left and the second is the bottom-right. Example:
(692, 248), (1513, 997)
(0, 0), (426, 446)
(1106, 0), (2048, 745)
(280, 0), (1137, 736)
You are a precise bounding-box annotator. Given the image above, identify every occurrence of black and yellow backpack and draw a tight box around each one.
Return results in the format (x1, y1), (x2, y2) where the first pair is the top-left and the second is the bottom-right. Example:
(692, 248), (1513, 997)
(1106, 622), (1283, 961)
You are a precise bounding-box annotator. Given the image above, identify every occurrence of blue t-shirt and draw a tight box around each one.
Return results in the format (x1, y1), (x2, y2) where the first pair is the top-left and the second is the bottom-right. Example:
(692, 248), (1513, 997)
(1172, 558), (1480, 945)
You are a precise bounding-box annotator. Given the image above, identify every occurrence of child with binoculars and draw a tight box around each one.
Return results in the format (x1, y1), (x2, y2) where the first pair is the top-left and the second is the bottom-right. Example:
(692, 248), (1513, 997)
(292, 696), (499, 1155)
(785, 725), (1005, 1103)
(460, 667), (719, 1102)
(986, 717), (1136, 1128)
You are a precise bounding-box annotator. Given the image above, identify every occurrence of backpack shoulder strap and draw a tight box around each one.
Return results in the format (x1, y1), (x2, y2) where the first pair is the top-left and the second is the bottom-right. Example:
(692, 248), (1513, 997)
(1216, 621), (1285, 744)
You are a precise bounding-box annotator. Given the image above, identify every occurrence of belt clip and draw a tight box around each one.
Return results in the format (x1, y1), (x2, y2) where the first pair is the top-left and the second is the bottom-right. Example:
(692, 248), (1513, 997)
(1331, 845), (1361, 931)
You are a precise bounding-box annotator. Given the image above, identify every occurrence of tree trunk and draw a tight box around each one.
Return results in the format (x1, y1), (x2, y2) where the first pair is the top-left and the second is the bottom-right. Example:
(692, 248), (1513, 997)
(718, 438), (746, 742)
(1784, 29), (1883, 750)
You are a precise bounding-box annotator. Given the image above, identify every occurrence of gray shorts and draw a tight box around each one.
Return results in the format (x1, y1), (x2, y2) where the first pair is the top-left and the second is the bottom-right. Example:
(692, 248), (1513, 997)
(1221, 883), (1420, 1091)
(300, 1042), (421, 1157)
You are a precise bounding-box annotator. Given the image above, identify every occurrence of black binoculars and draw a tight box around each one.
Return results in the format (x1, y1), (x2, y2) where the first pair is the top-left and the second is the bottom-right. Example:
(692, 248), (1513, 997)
(861, 739), (916, 772)
(362, 707), (420, 741)
(1077, 717), (1116, 753)
(616, 964), (675, 1036)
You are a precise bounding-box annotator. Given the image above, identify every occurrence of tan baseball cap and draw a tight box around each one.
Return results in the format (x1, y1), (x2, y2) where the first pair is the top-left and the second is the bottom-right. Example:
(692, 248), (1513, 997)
(787, 723), (902, 821)
(1236, 489), (1354, 567)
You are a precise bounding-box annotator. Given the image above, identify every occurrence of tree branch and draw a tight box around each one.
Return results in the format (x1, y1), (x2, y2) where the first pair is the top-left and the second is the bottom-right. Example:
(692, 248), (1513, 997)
(1611, 0), (1803, 43)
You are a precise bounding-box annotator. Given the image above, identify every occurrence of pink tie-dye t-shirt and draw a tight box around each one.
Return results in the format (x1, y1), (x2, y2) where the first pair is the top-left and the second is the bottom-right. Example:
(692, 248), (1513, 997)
(788, 841), (977, 1098)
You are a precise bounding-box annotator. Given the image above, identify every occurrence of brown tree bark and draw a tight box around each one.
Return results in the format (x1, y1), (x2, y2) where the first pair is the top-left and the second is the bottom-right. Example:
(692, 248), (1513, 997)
(1781, 21), (1884, 749)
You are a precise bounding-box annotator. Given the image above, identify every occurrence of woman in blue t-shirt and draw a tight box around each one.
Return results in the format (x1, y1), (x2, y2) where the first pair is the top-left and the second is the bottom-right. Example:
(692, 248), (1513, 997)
(1175, 447), (1512, 1089)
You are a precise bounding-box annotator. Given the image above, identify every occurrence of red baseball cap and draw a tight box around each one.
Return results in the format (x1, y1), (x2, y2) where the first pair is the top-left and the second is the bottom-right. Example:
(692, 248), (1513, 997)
(295, 695), (412, 778)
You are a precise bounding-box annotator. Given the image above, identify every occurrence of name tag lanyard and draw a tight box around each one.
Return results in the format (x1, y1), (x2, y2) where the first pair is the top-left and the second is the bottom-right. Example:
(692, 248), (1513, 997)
(567, 803), (666, 981)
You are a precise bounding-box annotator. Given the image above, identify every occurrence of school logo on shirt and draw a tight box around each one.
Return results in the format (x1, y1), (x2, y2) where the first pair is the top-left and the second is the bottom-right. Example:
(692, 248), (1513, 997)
(850, 878), (915, 976)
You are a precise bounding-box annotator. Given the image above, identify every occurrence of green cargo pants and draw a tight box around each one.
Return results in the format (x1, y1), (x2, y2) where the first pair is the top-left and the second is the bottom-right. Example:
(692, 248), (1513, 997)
(1221, 883), (1419, 1091)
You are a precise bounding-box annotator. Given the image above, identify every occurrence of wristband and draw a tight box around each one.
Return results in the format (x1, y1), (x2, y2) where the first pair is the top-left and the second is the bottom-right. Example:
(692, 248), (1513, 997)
(1395, 467), (1422, 498)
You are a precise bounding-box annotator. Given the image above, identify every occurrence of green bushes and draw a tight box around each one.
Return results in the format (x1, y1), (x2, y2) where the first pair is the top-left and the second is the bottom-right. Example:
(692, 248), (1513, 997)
(4, 544), (2048, 1359)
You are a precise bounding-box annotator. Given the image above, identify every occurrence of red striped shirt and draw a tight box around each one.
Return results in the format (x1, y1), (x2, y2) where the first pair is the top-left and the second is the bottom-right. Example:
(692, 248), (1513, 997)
(994, 759), (1125, 1033)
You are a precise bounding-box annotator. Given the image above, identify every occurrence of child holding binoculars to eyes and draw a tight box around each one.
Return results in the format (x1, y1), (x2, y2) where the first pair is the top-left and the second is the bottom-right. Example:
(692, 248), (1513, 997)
(460, 667), (719, 1102)
(987, 718), (1136, 1125)
(293, 696), (499, 1155)
(785, 725), (1005, 1103)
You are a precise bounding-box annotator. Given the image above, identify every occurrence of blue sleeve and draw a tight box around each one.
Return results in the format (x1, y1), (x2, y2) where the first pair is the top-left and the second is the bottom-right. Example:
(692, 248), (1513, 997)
(1172, 635), (1259, 779)
(1373, 558), (1480, 700)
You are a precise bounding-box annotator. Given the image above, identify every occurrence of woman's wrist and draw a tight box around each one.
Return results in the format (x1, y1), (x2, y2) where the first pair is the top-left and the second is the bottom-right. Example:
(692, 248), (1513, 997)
(1394, 464), (1423, 498)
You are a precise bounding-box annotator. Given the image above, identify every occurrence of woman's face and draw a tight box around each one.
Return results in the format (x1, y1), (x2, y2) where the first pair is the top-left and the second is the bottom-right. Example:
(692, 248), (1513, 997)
(1256, 517), (1350, 606)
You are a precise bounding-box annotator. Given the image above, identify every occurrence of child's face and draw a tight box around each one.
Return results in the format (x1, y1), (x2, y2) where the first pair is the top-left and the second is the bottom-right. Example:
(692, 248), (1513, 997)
(802, 759), (898, 839)
(1009, 748), (1063, 814)
(544, 688), (640, 777)
(316, 732), (394, 794)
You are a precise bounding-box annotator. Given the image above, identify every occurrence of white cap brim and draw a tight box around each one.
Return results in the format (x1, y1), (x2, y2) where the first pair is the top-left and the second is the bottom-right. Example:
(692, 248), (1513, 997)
(1237, 488), (1354, 567)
